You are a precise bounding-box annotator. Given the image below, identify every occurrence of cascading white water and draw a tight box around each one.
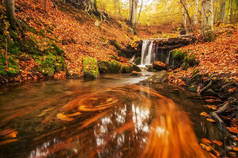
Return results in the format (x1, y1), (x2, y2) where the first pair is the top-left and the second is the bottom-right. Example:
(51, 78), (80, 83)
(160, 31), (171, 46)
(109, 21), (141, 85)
(140, 40), (155, 67)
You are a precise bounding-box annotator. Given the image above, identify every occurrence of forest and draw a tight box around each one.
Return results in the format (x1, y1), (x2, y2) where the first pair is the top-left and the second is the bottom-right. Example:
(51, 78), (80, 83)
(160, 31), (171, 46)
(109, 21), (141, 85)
(0, 0), (238, 158)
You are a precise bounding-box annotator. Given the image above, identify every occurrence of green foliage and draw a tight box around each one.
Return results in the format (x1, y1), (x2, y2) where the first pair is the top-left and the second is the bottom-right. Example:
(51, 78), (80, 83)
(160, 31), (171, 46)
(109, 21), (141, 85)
(83, 57), (99, 80)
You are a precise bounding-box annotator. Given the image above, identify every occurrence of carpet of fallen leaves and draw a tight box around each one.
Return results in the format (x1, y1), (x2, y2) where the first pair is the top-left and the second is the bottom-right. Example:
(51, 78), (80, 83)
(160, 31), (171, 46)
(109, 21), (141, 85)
(169, 24), (238, 86)
(15, 0), (155, 76)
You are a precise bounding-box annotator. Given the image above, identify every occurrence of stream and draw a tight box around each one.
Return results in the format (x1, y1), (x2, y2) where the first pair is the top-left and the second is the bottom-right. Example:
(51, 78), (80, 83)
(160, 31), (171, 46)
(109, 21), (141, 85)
(0, 73), (232, 158)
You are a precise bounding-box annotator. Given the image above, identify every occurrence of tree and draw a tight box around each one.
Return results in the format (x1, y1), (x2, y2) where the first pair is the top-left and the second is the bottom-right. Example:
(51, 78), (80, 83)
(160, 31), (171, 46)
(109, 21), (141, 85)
(201, 0), (215, 41)
(129, 0), (138, 26)
(5, 0), (16, 28)
(180, 0), (193, 31)
(194, 0), (199, 25)
(136, 0), (143, 25)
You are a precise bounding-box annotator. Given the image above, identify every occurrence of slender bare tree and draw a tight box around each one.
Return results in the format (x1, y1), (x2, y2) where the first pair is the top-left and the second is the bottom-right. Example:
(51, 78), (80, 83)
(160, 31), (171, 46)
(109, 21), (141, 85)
(201, 0), (215, 41)
(5, 0), (16, 28)
(136, 0), (143, 25)
(129, 0), (138, 26)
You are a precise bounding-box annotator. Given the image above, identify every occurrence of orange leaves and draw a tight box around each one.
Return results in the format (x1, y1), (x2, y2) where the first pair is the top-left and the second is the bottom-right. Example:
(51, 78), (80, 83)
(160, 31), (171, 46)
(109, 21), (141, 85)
(0, 129), (18, 146)
(205, 98), (221, 103)
(228, 87), (236, 93)
(56, 113), (74, 121)
(206, 105), (217, 110)
(201, 138), (211, 144)
(206, 118), (216, 123)
(200, 112), (210, 117)
(212, 140), (223, 146)
(200, 143), (212, 151)
(227, 126), (238, 134)
(200, 138), (222, 157)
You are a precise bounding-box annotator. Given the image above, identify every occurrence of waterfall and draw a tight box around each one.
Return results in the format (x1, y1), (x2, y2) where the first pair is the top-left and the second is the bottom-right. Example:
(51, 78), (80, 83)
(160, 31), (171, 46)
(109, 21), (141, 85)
(140, 40), (155, 67)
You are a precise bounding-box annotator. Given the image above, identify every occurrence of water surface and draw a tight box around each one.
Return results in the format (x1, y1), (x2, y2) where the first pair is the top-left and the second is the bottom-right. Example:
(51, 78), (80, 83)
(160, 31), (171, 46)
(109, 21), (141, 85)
(0, 73), (231, 158)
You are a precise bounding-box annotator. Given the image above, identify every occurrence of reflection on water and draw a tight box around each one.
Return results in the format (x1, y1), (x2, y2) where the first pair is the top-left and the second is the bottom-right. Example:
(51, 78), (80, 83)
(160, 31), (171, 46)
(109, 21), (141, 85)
(0, 75), (212, 158)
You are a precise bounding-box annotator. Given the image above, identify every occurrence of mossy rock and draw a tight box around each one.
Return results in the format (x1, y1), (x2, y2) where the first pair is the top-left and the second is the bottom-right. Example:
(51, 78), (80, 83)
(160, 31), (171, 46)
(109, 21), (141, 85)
(132, 64), (141, 72)
(0, 55), (20, 77)
(121, 64), (133, 73)
(83, 57), (99, 80)
(171, 50), (198, 70)
(35, 54), (66, 77)
(98, 60), (120, 73)
(110, 40), (121, 50)
(203, 31), (216, 42)
(135, 57), (141, 65)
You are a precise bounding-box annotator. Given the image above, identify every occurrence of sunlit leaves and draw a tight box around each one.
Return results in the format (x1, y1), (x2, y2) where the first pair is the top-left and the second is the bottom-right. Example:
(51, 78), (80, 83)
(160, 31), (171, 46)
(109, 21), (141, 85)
(56, 113), (74, 121)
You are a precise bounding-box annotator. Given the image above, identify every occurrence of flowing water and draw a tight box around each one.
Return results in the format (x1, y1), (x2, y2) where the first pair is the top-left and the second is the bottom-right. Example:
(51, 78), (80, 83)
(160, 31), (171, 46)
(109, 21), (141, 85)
(140, 40), (155, 67)
(0, 73), (232, 158)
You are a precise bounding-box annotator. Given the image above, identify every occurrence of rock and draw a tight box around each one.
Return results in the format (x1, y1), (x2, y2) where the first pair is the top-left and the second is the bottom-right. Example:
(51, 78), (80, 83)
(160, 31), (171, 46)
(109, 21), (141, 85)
(132, 64), (141, 72)
(121, 64), (133, 73)
(149, 70), (168, 83)
(83, 57), (99, 80)
(98, 60), (120, 73)
(153, 61), (167, 71)
(130, 71), (143, 76)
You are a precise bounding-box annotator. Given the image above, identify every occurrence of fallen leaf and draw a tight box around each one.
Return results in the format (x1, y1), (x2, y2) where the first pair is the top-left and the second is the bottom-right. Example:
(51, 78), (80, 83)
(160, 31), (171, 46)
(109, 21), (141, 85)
(227, 126), (238, 134)
(6, 131), (18, 138)
(207, 105), (217, 110)
(232, 146), (238, 151)
(228, 88), (236, 93)
(213, 140), (223, 146)
(209, 153), (217, 158)
(206, 118), (216, 123)
(200, 112), (210, 117)
(201, 138), (212, 144)
(106, 98), (113, 102)
(66, 112), (81, 117)
(57, 113), (73, 121)
(0, 139), (18, 146)
(200, 143), (212, 151)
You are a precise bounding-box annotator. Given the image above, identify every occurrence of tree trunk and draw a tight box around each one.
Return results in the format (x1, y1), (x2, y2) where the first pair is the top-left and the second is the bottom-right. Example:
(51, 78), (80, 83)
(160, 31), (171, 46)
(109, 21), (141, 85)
(201, 0), (215, 41)
(194, 0), (199, 25)
(136, 0), (143, 25)
(129, 0), (138, 26)
(5, 0), (16, 28)
(180, 0), (193, 31)
(219, 1), (226, 23)
(43, 0), (47, 12)
(113, 0), (118, 18)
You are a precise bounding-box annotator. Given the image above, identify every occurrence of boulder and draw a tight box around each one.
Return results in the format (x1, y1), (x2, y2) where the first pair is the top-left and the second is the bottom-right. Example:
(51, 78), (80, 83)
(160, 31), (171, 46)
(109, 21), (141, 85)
(83, 57), (99, 80)
(153, 61), (167, 71)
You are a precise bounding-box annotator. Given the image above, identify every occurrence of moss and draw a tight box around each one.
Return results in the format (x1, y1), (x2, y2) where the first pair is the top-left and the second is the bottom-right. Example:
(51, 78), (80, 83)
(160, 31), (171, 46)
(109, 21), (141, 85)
(44, 43), (65, 56)
(171, 50), (198, 70)
(98, 60), (120, 73)
(83, 57), (99, 80)
(35, 54), (66, 77)
(0, 54), (20, 77)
